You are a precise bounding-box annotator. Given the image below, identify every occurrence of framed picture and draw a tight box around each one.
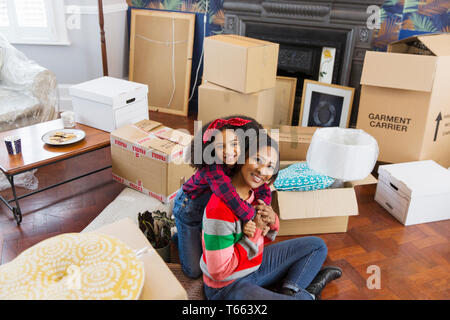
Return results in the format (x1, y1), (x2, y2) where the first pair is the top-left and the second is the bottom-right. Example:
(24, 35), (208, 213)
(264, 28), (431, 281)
(299, 80), (355, 128)
(129, 9), (195, 116)
(274, 76), (297, 125)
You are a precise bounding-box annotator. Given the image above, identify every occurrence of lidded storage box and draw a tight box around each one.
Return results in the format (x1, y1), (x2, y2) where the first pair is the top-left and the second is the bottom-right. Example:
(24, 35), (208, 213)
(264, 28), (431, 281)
(375, 160), (450, 226)
(69, 76), (149, 132)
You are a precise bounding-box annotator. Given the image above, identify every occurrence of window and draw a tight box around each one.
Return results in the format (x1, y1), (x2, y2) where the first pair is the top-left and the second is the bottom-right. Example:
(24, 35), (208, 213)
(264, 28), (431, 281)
(0, 0), (69, 45)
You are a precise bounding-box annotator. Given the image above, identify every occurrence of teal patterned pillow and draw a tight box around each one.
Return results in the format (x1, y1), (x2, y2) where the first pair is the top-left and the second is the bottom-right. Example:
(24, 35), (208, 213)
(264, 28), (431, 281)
(274, 162), (335, 191)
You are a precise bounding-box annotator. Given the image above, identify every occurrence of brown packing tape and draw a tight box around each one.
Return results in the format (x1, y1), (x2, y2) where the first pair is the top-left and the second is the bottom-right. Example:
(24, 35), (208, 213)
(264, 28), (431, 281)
(133, 119), (161, 133)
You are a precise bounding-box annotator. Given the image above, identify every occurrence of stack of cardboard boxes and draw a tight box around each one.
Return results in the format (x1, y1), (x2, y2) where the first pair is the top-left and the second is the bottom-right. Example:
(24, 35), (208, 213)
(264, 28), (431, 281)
(357, 33), (450, 226)
(198, 34), (377, 235)
(198, 34), (279, 125)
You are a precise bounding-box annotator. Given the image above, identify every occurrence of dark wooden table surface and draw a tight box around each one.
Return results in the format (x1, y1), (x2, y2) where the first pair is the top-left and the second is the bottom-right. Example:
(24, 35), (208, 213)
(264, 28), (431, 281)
(0, 119), (110, 175)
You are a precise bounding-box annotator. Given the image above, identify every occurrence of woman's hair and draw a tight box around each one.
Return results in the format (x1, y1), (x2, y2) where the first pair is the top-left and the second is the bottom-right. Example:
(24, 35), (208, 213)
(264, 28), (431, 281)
(233, 130), (280, 185)
(186, 115), (264, 170)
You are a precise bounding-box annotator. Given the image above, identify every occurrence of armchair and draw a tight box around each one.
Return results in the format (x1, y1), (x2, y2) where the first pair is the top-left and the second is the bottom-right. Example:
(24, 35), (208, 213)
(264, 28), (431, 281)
(0, 33), (59, 132)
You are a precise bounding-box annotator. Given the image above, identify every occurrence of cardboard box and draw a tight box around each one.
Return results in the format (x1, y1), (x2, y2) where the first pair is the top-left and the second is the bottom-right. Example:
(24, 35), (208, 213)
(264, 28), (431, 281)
(198, 81), (276, 125)
(356, 33), (450, 168)
(271, 161), (377, 236)
(264, 125), (318, 161)
(70, 76), (149, 132)
(375, 160), (450, 226)
(111, 120), (195, 203)
(91, 218), (188, 300)
(203, 34), (279, 94)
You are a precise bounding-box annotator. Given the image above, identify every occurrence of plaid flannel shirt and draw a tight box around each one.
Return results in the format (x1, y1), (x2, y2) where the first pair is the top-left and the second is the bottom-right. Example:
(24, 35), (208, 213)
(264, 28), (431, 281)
(182, 164), (272, 222)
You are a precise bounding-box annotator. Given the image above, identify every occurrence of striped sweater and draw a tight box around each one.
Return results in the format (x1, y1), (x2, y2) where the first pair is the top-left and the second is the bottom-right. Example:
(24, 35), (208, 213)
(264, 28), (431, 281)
(200, 192), (280, 288)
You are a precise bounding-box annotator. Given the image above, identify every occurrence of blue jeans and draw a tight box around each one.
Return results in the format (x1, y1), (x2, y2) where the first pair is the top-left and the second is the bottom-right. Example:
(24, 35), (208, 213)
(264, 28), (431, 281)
(203, 236), (327, 300)
(172, 188), (212, 279)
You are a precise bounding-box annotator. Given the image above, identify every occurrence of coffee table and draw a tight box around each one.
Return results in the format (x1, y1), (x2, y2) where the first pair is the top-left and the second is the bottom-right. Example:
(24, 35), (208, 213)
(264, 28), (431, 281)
(0, 119), (111, 225)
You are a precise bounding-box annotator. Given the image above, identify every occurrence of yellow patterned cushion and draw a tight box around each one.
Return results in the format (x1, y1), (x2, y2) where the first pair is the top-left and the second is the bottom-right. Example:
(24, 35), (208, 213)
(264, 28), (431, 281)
(0, 233), (145, 300)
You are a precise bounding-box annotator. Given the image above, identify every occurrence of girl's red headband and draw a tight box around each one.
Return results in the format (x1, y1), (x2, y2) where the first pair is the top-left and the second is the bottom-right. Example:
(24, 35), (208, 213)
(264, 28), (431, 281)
(202, 118), (252, 143)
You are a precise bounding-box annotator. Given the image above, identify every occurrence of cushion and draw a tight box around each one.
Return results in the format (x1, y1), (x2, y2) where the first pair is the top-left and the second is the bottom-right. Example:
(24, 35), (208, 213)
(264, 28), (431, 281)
(274, 162), (335, 191)
(0, 233), (145, 300)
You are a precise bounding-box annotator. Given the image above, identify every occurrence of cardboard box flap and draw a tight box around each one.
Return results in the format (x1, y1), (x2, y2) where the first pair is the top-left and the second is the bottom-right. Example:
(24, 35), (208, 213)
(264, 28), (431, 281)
(274, 187), (358, 220)
(145, 136), (184, 156)
(134, 119), (162, 133)
(210, 34), (275, 48)
(350, 174), (378, 187)
(112, 123), (150, 144)
(154, 127), (192, 146)
(361, 51), (436, 92)
(388, 33), (450, 56)
(417, 34), (450, 56)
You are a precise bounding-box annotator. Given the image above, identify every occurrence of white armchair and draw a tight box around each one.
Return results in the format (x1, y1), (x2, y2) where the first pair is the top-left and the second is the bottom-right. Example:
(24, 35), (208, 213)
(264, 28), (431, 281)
(0, 33), (59, 132)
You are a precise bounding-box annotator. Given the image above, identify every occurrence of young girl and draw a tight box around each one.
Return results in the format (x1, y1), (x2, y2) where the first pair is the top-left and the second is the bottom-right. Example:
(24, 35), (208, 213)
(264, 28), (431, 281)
(200, 133), (340, 300)
(172, 115), (272, 279)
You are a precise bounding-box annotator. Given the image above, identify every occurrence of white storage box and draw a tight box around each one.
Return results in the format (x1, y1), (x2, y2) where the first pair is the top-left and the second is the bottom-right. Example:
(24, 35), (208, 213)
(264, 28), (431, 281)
(69, 76), (149, 132)
(375, 160), (450, 226)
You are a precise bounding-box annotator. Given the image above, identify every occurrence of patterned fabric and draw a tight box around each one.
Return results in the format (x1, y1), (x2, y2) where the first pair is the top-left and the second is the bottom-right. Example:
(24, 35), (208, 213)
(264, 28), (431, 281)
(200, 192), (279, 289)
(0, 233), (145, 300)
(372, 0), (450, 51)
(203, 117), (252, 142)
(274, 162), (335, 191)
(130, 0), (225, 35)
(182, 164), (272, 222)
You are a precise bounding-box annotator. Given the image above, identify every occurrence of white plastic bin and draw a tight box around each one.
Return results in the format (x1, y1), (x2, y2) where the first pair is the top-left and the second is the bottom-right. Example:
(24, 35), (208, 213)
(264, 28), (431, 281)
(69, 76), (149, 132)
(375, 160), (450, 226)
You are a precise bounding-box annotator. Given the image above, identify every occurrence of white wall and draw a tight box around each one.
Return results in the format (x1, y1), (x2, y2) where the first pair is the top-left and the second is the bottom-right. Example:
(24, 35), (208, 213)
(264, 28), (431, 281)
(14, 0), (129, 110)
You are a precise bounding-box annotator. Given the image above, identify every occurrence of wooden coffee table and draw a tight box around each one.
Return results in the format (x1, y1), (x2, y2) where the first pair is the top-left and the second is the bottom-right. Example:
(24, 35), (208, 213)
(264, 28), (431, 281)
(0, 119), (111, 225)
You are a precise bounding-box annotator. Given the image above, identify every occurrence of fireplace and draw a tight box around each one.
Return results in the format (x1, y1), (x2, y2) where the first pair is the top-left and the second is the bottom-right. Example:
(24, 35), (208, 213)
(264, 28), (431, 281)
(223, 0), (384, 127)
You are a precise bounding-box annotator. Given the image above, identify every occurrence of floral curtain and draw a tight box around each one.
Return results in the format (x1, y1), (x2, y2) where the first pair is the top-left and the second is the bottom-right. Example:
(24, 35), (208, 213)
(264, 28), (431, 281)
(372, 0), (450, 51)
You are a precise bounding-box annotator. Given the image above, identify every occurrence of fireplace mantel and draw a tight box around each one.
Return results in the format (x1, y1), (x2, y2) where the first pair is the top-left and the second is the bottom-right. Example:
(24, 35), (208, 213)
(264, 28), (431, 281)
(223, 0), (384, 127)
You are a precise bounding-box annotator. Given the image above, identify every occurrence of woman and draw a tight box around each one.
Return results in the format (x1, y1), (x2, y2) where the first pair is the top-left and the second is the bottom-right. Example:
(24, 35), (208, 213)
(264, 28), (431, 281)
(200, 133), (341, 300)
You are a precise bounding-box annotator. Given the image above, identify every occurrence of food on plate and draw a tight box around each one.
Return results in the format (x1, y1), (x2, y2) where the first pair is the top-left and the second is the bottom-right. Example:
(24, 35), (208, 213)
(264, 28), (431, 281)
(48, 131), (77, 144)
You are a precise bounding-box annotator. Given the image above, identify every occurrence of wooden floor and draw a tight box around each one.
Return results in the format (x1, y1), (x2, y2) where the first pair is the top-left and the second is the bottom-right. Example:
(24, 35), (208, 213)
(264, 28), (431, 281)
(0, 112), (449, 300)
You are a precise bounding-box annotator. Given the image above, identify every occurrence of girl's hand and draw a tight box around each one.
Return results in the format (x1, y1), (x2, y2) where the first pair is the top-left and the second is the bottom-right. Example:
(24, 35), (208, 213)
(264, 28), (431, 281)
(254, 212), (269, 231)
(255, 200), (277, 227)
(262, 225), (270, 237)
(243, 220), (256, 238)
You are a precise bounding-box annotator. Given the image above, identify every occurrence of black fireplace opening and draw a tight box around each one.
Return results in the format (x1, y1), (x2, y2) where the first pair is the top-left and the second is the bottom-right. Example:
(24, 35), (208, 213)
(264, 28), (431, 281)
(244, 22), (350, 125)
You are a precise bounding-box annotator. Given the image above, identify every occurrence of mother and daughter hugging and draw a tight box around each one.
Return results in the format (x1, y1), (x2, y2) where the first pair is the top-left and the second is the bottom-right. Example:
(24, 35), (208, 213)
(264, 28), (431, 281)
(172, 115), (342, 300)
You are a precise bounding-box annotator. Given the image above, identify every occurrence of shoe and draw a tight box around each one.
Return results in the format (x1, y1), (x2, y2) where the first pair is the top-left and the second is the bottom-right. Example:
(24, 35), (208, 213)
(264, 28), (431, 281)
(306, 266), (342, 300)
(279, 288), (296, 296)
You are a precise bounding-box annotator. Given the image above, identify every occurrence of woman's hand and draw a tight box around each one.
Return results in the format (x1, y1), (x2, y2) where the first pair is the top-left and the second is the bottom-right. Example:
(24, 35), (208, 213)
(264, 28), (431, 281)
(254, 200), (277, 227)
(254, 212), (269, 233)
(243, 220), (256, 238)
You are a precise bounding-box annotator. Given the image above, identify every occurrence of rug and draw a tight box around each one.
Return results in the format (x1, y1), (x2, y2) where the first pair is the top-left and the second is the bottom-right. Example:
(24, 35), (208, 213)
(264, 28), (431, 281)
(82, 187), (172, 233)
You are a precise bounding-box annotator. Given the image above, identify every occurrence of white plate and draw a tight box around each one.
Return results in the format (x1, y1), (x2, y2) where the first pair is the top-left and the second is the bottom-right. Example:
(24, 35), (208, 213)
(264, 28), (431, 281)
(42, 129), (86, 146)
